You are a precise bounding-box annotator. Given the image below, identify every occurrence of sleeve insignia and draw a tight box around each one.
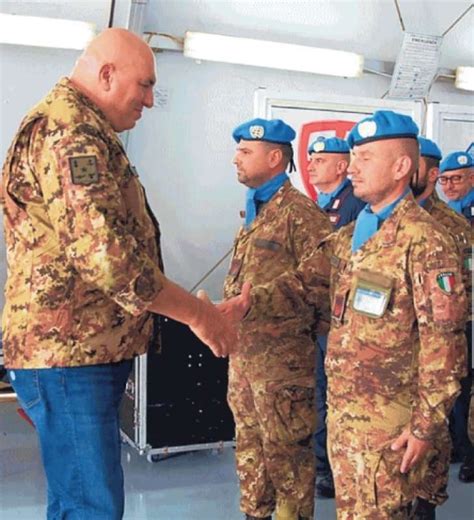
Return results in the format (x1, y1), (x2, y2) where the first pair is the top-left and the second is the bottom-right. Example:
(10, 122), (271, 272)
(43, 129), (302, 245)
(436, 271), (455, 294)
(69, 156), (99, 185)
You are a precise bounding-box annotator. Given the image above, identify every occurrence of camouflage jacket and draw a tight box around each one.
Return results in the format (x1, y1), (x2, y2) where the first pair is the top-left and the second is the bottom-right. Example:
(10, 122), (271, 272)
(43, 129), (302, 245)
(1, 78), (165, 368)
(323, 194), (467, 442)
(422, 191), (472, 317)
(223, 181), (332, 371)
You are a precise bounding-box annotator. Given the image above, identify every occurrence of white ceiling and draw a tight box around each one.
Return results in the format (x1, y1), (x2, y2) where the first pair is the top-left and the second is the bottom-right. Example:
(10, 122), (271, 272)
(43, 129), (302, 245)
(1, 0), (472, 69)
(146, 0), (473, 69)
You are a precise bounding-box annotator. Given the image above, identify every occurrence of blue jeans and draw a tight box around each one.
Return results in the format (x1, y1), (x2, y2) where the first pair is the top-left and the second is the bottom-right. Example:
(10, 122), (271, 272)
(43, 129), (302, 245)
(315, 335), (331, 475)
(9, 359), (133, 520)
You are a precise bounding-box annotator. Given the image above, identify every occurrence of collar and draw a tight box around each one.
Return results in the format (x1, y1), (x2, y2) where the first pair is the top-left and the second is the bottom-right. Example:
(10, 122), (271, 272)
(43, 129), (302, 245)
(57, 77), (112, 130)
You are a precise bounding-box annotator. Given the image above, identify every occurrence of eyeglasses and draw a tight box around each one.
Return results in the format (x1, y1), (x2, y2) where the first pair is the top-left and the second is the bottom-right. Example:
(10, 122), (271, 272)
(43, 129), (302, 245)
(437, 174), (468, 185)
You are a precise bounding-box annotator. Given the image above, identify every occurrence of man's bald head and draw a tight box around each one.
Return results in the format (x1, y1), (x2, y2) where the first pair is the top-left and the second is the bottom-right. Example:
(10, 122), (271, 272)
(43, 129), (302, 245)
(70, 28), (156, 132)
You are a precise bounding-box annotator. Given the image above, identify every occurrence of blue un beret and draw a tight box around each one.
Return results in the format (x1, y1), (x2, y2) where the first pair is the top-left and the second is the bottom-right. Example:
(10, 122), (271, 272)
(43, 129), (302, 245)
(439, 151), (473, 174)
(232, 118), (296, 144)
(418, 137), (442, 161)
(347, 110), (419, 148)
(308, 136), (350, 155)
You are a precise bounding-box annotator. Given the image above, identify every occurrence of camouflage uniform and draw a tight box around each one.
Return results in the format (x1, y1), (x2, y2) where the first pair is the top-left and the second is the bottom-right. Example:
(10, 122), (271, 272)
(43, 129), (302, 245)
(322, 194), (467, 519)
(224, 181), (332, 519)
(1, 78), (164, 368)
(422, 192), (473, 501)
(423, 191), (472, 316)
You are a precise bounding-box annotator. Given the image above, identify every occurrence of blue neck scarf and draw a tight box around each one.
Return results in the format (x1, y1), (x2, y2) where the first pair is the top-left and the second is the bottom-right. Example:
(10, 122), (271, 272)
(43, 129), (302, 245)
(448, 188), (474, 215)
(418, 196), (428, 208)
(317, 178), (350, 209)
(352, 188), (410, 252)
(245, 172), (288, 229)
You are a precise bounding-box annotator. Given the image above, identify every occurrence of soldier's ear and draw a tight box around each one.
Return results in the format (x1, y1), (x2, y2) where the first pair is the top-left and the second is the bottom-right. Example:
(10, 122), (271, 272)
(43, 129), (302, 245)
(428, 167), (439, 184)
(98, 63), (115, 92)
(336, 159), (349, 175)
(393, 155), (413, 181)
(268, 147), (283, 168)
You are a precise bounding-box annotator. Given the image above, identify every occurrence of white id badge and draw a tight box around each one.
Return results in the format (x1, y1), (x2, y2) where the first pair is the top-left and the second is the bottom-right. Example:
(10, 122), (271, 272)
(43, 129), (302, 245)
(352, 287), (389, 318)
(350, 269), (393, 318)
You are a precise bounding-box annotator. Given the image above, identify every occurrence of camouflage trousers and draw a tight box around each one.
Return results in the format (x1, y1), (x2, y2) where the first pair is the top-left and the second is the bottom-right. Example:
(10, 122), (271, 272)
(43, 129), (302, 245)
(228, 355), (316, 519)
(414, 427), (451, 506)
(327, 411), (450, 520)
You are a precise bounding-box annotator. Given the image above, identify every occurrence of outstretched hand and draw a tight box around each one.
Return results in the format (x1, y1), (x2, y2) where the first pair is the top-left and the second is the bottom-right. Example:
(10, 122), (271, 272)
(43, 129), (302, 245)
(189, 283), (252, 358)
(216, 281), (252, 324)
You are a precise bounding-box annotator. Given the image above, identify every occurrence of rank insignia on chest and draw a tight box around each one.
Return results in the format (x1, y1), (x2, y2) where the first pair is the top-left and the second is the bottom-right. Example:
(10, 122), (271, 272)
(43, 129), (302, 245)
(69, 155), (99, 185)
(436, 272), (455, 294)
(229, 258), (242, 277)
(332, 292), (347, 322)
(331, 198), (341, 210)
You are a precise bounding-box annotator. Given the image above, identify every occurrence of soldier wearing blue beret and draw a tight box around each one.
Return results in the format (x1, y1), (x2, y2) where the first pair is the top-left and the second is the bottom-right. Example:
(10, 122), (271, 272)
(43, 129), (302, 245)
(225, 118), (333, 520)
(438, 151), (474, 223)
(322, 110), (467, 519)
(307, 135), (364, 499)
(308, 136), (365, 229)
(411, 136), (473, 516)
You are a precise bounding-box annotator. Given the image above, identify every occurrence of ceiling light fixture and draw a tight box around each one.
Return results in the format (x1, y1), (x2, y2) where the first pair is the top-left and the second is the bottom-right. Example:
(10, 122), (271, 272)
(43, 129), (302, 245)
(455, 66), (474, 92)
(0, 13), (96, 50)
(183, 31), (364, 78)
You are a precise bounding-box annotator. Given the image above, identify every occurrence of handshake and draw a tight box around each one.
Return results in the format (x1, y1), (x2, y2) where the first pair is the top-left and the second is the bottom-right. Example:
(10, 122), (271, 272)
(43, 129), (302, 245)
(189, 281), (252, 358)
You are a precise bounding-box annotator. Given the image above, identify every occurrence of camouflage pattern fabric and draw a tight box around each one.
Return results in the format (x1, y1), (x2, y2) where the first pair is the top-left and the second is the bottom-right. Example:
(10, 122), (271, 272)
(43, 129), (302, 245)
(322, 194), (467, 518)
(224, 181), (332, 519)
(1, 78), (165, 368)
(419, 190), (473, 504)
(423, 191), (472, 317)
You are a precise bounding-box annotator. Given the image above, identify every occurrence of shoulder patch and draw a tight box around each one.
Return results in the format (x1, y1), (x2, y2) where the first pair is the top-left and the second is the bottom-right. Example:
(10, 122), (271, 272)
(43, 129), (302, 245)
(69, 156), (99, 186)
(436, 271), (455, 294)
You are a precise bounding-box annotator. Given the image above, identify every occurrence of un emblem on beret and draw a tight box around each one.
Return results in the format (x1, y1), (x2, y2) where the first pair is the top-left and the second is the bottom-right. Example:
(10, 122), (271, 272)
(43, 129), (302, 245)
(313, 141), (325, 152)
(458, 155), (468, 165)
(358, 120), (377, 138)
(250, 125), (265, 139)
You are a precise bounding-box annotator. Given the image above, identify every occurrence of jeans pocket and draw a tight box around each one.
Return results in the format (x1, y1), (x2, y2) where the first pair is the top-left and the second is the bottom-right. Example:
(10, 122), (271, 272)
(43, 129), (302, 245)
(9, 369), (41, 409)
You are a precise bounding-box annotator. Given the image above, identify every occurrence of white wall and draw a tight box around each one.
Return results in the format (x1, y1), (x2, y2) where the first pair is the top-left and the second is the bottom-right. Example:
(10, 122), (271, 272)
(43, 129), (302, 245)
(0, 0), (473, 307)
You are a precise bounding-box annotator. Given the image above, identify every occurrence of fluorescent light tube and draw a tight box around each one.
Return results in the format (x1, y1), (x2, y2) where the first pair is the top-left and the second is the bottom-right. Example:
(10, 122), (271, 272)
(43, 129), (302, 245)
(184, 31), (364, 78)
(0, 13), (96, 50)
(455, 66), (474, 92)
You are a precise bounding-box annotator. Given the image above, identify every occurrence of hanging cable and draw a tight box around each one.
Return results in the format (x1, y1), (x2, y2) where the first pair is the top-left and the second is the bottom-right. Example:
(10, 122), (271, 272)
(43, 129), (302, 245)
(442, 3), (473, 37)
(108, 0), (116, 28)
(189, 246), (234, 294)
(393, 0), (406, 32)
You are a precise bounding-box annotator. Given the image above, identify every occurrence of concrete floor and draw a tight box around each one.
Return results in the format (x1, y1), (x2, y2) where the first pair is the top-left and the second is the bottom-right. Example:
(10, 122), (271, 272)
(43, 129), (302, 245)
(0, 402), (472, 520)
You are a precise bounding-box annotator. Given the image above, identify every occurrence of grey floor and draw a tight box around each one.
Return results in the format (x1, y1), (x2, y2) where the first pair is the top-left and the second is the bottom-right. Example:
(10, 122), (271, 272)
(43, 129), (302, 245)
(0, 402), (473, 520)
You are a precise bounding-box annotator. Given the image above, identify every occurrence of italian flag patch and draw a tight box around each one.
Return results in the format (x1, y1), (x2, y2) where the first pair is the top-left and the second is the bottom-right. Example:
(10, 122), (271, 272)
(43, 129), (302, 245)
(436, 272), (455, 294)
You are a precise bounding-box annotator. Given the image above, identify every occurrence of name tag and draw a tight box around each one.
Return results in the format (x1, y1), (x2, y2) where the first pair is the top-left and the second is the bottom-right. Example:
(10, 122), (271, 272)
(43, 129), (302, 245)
(350, 270), (393, 318)
(253, 238), (282, 252)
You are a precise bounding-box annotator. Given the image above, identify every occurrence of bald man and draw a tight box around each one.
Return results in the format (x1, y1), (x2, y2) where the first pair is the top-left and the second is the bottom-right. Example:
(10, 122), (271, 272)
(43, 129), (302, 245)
(1, 28), (249, 519)
(321, 111), (467, 519)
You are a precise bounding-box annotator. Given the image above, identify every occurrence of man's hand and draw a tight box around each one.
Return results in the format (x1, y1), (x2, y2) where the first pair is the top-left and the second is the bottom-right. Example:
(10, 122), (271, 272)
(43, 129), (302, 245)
(391, 427), (432, 473)
(189, 283), (251, 358)
(216, 281), (252, 323)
